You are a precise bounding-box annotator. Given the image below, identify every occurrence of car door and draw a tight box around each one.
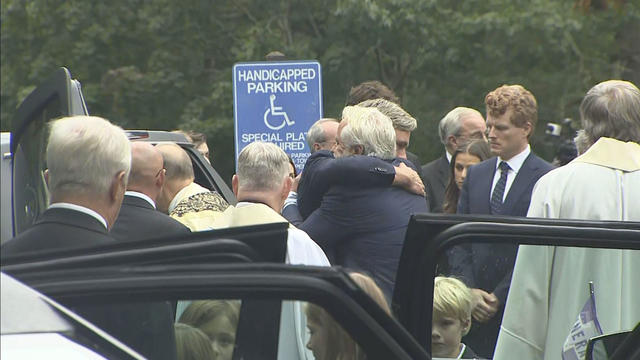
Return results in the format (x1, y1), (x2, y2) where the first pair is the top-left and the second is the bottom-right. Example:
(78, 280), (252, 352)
(392, 214), (640, 357)
(2, 233), (430, 360)
(7, 67), (88, 243)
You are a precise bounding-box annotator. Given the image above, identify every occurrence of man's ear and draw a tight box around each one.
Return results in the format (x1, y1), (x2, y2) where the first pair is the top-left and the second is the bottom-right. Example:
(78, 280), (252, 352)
(313, 143), (321, 152)
(156, 169), (165, 189)
(522, 121), (533, 138)
(110, 170), (127, 202)
(352, 144), (364, 155)
(448, 134), (458, 149)
(232, 174), (239, 197)
(281, 175), (292, 200)
(44, 169), (49, 185)
(461, 317), (471, 336)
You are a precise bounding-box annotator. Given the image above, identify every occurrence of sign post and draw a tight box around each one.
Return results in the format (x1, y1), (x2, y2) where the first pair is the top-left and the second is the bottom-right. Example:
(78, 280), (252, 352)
(233, 61), (323, 173)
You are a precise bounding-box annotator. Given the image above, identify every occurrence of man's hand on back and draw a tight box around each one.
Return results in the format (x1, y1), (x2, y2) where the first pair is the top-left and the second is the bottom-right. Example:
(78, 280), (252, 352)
(393, 163), (425, 196)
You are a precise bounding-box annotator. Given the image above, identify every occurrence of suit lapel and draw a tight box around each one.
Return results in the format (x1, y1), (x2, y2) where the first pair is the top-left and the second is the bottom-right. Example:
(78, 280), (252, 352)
(502, 153), (539, 214)
(477, 158), (497, 214)
(436, 156), (449, 189)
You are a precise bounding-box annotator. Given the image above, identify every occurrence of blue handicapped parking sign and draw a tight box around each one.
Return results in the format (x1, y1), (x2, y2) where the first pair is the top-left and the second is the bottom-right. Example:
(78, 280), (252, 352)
(233, 61), (323, 173)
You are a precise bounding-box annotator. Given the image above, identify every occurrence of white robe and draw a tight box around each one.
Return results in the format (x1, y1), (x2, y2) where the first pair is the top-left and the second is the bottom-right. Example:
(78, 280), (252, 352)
(494, 138), (640, 360)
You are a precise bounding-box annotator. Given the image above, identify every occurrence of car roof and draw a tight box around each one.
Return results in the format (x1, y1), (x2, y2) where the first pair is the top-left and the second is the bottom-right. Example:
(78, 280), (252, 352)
(125, 130), (194, 145)
(1, 272), (73, 335)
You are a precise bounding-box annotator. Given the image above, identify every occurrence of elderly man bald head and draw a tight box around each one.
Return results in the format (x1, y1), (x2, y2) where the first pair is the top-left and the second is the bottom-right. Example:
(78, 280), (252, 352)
(155, 143), (229, 231)
(110, 142), (190, 242)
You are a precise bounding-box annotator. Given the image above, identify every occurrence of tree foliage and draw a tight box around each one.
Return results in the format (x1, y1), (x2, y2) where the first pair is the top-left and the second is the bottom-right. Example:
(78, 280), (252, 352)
(2, 0), (638, 183)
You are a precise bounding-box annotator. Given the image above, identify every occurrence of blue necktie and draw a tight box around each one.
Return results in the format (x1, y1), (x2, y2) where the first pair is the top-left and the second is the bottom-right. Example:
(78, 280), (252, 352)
(490, 161), (511, 215)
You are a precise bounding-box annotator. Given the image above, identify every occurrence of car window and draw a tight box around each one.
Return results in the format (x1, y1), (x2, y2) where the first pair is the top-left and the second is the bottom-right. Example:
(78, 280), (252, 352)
(94, 298), (365, 360)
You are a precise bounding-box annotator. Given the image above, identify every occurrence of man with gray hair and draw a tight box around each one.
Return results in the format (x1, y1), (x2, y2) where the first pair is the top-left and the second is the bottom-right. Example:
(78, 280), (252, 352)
(300, 106), (428, 299)
(357, 98), (418, 160)
(210, 141), (329, 266)
(1, 116), (178, 360)
(422, 107), (487, 212)
(156, 143), (229, 231)
(494, 80), (640, 360)
(2, 116), (130, 256)
(286, 103), (424, 224)
(306, 118), (340, 153)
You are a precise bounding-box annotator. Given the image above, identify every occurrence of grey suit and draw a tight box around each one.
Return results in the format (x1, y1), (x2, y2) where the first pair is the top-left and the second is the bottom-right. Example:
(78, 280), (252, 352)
(421, 155), (449, 213)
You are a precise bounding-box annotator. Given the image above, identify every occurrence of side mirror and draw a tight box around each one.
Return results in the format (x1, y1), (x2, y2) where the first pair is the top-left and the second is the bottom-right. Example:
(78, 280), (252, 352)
(585, 323), (640, 360)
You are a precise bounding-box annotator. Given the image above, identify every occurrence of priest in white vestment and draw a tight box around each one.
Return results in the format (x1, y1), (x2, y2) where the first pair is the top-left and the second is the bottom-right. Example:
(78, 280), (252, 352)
(494, 80), (640, 360)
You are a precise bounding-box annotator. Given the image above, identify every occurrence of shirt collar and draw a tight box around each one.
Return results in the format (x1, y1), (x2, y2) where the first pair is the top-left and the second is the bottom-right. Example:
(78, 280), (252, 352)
(497, 144), (531, 174)
(125, 191), (156, 209)
(48, 202), (108, 229)
(445, 150), (453, 163)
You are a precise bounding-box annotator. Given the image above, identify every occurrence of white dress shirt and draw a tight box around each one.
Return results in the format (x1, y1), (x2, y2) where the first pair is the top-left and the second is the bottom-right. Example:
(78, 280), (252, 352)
(490, 145), (531, 202)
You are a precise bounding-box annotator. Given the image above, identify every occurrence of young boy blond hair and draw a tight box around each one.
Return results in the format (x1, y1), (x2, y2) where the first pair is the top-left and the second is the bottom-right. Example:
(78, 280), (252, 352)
(432, 276), (479, 359)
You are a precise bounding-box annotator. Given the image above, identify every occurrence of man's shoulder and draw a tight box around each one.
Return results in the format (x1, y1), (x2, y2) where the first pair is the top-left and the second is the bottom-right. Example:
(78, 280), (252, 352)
(171, 191), (229, 217)
(116, 203), (190, 234)
(527, 152), (554, 171)
(2, 219), (114, 257)
(465, 157), (496, 179)
(422, 155), (446, 171)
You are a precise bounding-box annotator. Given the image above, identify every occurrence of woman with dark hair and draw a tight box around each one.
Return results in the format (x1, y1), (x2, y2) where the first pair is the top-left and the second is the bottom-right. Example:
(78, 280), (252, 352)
(442, 140), (491, 214)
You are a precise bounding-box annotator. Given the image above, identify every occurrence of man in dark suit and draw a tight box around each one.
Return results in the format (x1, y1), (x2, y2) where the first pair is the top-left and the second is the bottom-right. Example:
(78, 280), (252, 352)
(300, 106), (428, 300)
(1, 116), (177, 360)
(111, 142), (190, 241)
(422, 107), (487, 213)
(2, 116), (130, 257)
(454, 85), (554, 358)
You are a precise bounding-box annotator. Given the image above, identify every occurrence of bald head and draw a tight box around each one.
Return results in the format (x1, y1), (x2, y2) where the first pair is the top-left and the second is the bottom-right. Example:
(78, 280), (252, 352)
(155, 143), (195, 213)
(156, 143), (194, 182)
(128, 143), (164, 191)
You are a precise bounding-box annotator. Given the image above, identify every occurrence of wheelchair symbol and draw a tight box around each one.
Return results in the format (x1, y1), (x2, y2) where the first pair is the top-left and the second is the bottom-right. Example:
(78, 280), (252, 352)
(264, 94), (294, 130)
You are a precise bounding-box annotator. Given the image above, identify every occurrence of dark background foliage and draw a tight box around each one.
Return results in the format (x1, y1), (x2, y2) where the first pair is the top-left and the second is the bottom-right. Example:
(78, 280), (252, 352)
(2, 0), (639, 185)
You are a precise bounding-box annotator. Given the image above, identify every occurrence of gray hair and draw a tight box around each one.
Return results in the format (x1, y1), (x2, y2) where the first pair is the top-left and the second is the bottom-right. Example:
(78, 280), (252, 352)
(46, 116), (131, 195)
(340, 106), (396, 159)
(306, 118), (339, 152)
(580, 80), (640, 144)
(237, 142), (290, 191)
(438, 107), (483, 145)
(356, 98), (417, 132)
(156, 143), (194, 181)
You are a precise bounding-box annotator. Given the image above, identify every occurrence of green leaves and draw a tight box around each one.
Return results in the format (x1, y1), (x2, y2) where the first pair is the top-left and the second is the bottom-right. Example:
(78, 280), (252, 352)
(1, 0), (638, 183)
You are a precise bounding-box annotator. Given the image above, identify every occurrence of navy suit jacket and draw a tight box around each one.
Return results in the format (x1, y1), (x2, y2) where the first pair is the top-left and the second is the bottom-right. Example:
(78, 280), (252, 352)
(453, 152), (552, 357)
(296, 150), (396, 220)
(300, 172), (428, 300)
(111, 195), (190, 242)
(422, 155), (449, 213)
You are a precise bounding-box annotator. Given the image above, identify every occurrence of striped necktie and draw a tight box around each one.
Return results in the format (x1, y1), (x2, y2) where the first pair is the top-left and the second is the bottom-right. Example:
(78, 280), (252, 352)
(490, 161), (511, 215)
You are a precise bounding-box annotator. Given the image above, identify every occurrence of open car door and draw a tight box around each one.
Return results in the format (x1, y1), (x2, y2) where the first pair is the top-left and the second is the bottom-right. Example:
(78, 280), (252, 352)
(8, 67), (88, 241)
(2, 224), (429, 360)
(392, 214), (640, 358)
